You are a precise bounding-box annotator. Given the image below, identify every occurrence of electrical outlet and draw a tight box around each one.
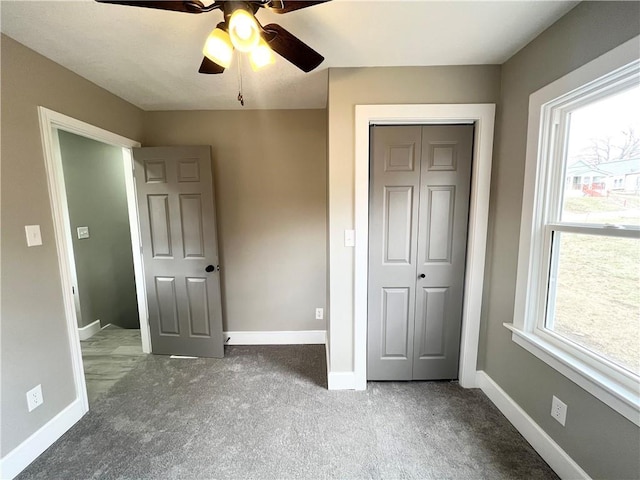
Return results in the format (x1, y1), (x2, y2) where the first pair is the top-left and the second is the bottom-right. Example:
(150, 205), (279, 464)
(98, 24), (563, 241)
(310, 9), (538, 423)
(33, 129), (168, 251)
(551, 395), (567, 426)
(26, 384), (44, 412)
(76, 226), (90, 239)
(315, 308), (324, 320)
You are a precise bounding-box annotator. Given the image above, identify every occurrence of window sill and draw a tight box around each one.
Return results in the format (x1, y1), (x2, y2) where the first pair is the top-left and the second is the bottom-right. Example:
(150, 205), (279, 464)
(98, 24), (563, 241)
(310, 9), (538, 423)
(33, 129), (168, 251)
(504, 323), (640, 426)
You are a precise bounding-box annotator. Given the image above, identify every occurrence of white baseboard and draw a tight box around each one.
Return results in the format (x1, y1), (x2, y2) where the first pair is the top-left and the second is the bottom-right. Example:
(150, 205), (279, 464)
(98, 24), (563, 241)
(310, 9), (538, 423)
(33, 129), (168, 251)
(77, 319), (101, 341)
(476, 370), (590, 480)
(324, 336), (358, 390)
(325, 340), (332, 389)
(223, 330), (326, 345)
(328, 371), (356, 390)
(0, 399), (85, 480)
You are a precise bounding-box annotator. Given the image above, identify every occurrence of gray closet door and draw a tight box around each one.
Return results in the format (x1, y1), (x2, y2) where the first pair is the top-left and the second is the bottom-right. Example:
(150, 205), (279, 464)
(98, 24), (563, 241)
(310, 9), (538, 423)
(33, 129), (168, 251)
(368, 125), (473, 380)
(134, 146), (224, 358)
(412, 125), (473, 379)
(368, 126), (423, 380)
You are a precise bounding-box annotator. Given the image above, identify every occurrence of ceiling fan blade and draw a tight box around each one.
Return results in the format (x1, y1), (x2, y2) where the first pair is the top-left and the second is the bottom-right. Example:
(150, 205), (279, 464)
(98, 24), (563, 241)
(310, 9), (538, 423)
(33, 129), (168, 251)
(95, 0), (212, 14)
(265, 1), (329, 14)
(199, 57), (225, 74)
(262, 23), (324, 72)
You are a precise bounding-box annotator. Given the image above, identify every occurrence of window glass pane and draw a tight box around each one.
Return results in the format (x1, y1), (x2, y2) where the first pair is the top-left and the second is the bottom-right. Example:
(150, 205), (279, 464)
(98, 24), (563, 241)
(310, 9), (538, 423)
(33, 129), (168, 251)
(562, 85), (640, 226)
(546, 231), (640, 375)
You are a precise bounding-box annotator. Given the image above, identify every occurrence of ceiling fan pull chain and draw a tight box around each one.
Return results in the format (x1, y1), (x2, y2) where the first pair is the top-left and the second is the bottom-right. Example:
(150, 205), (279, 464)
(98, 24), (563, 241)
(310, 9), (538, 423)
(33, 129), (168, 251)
(237, 54), (245, 107)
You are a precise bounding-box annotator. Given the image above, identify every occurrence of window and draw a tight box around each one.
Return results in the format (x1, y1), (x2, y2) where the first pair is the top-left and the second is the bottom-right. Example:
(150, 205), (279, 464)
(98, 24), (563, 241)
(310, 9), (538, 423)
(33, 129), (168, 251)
(510, 37), (640, 426)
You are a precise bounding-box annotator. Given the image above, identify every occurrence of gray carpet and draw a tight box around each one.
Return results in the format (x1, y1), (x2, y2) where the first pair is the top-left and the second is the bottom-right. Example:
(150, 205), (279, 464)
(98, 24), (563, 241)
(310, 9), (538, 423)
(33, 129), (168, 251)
(18, 345), (558, 479)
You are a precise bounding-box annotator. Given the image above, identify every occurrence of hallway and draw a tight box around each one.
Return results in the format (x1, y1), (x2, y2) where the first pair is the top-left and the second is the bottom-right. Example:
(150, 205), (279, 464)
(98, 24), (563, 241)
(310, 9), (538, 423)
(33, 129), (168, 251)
(81, 325), (145, 405)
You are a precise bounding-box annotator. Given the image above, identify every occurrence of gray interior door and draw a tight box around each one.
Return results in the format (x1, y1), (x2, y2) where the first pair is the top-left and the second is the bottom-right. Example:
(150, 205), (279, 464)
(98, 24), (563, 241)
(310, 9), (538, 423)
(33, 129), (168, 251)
(368, 125), (473, 380)
(134, 146), (224, 358)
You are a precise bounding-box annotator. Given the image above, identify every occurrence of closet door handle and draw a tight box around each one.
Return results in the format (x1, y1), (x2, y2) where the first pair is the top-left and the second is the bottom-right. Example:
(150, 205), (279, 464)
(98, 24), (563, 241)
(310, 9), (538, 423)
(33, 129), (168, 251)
(418, 273), (426, 279)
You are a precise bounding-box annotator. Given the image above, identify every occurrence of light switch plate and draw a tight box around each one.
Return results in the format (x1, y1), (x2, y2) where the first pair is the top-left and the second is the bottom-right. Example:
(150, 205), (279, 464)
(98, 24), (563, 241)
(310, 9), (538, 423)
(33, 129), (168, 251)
(344, 229), (355, 247)
(77, 226), (90, 239)
(25, 225), (43, 247)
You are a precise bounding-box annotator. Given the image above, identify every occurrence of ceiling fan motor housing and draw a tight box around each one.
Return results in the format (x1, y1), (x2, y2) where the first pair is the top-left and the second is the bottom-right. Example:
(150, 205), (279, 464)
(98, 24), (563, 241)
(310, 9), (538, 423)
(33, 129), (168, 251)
(223, 1), (260, 20)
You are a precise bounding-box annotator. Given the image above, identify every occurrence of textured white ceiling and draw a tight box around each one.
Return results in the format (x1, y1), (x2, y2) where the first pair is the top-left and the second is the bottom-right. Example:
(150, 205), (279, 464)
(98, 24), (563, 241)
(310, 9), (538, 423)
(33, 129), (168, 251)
(1, 0), (578, 110)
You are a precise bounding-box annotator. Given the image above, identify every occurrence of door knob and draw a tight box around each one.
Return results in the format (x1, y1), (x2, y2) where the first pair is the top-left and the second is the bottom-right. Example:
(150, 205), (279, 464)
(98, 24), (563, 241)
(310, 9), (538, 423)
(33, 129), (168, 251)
(205, 265), (215, 273)
(418, 273), (426, 279)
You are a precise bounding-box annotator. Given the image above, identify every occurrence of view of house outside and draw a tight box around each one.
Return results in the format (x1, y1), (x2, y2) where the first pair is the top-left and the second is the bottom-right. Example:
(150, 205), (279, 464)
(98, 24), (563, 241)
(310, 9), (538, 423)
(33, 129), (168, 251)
(551, 84), (640, 376)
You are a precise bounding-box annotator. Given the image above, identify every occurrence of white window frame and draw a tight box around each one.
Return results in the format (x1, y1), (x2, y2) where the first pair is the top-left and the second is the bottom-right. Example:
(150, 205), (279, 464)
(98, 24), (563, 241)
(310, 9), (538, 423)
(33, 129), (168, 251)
(508, 36), (640, 426)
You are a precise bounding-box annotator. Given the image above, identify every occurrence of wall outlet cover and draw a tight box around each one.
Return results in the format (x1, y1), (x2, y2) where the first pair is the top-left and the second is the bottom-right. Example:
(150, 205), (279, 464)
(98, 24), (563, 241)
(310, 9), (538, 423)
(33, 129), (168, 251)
(551, 395), (567, 426)
(315, 308), (324, 320)
(26, 384), (44, 412)
(77, 226), (90, 239)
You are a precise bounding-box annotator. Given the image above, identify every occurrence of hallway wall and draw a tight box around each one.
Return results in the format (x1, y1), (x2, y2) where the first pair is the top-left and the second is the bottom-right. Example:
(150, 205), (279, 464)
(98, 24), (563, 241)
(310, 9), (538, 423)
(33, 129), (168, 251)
(59, 130), (139, 330)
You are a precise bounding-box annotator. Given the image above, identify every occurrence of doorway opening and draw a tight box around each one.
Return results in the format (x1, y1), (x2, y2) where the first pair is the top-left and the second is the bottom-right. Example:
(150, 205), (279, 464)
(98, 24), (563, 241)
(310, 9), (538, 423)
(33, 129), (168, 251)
(38, 107), (150, 412)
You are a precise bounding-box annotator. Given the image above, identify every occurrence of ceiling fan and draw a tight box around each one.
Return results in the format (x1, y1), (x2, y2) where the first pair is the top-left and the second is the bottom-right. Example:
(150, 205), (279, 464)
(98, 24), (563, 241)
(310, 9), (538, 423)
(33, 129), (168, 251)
(95, 1), (328, 74)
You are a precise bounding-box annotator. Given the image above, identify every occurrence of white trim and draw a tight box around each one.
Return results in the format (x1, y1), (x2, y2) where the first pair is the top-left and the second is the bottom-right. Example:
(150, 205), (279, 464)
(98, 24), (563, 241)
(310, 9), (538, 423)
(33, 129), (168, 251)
(38, 107), (90, 415)
(223, 330), (327, 345)
(0, 399), (85, 480)
(476, 371), (590, 480)
(545, 223), (640, 238)
(37, 107), (149, 467)
(122, 147), (151, 353)
(352, 103), (495, 390)
(77, 319), (101, 341)
(324, 334), (357, 390)
(326, 336), (332, 385)
(328, 371), (357, 390)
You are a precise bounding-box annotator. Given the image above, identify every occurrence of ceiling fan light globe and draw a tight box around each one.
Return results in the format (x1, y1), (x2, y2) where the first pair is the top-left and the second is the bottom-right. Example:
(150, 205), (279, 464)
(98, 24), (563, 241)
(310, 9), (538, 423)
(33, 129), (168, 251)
(228, 9), (261, 52)
(203, 28), (234, 69)
(249, 39), (275, 71)
(234, 22), (253, 41)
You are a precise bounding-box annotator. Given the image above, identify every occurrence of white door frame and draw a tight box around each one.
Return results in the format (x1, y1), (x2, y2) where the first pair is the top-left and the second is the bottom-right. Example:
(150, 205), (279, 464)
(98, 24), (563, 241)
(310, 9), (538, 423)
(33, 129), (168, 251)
(38, 107), (151, 413)
(353, 104), (495, 390)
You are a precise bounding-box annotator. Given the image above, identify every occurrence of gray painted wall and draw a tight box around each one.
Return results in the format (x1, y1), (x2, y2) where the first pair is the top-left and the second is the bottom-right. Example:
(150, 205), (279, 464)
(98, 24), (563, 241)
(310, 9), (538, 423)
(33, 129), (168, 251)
(143, 110), (327, 333)
(59, 130), (139, 330)
(0, 34), (144, 456)
(478, 2), (640, 478)
(326, 65), (502, 372)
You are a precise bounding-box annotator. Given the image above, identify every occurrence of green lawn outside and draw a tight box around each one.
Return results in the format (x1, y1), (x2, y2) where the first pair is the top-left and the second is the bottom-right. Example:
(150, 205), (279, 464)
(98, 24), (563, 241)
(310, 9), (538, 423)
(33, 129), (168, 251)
(551, 195), (640, 375)
(563, 194), (640, 226)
